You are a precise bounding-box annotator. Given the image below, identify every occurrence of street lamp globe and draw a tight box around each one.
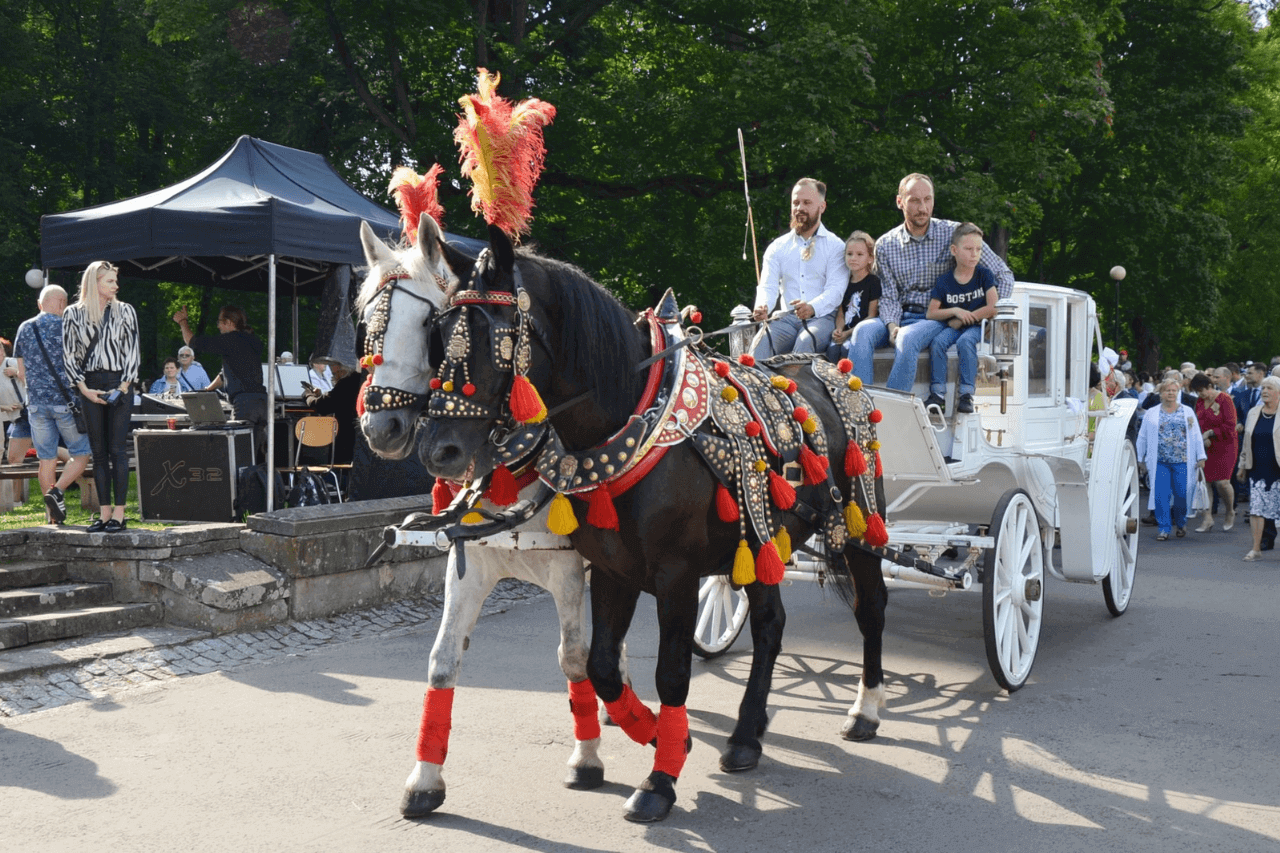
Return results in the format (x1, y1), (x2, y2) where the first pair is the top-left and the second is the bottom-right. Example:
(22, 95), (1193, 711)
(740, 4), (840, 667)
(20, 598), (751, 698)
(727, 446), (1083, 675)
(25, 268), (44, 289)
(1110, 265), (1126, 282)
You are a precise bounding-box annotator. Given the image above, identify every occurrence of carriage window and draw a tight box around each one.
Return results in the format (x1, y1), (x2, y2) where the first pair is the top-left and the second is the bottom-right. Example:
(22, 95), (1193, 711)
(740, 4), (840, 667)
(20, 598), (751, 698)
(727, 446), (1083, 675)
(1027, 306), (1049, 397)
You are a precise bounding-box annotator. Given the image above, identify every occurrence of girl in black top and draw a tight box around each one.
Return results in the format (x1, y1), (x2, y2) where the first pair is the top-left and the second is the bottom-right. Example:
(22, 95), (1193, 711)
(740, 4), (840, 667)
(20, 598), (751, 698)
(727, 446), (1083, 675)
(828, 231), (881, 361)
(63, 261), (140, 533)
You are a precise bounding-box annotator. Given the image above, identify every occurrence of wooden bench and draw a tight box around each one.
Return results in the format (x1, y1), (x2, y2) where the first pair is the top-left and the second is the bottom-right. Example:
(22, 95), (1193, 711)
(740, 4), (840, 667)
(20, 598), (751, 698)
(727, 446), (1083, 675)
(0, 460), (120, 513)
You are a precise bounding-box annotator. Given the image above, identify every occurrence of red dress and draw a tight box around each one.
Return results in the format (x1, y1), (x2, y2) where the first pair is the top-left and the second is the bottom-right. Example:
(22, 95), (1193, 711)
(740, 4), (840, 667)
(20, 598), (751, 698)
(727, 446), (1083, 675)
(1195, 390), (1238, 481)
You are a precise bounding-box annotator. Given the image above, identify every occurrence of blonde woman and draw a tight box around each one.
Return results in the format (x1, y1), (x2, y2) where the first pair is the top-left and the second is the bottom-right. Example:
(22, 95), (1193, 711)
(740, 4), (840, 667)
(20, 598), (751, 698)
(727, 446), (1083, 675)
(1136, 376), (1207, 540)
(62, 262), (139, 533)
(1237, 375), (1280, 560)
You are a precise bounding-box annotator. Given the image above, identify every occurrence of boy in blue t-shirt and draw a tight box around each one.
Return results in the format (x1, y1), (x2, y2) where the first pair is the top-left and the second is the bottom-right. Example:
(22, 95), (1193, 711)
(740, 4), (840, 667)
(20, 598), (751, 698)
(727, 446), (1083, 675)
(924, 222), (999, 414)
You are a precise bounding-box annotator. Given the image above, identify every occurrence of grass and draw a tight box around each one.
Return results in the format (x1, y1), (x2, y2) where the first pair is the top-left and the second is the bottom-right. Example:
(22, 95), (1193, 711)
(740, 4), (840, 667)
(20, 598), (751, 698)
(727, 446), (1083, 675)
(0, 471), (175, 531)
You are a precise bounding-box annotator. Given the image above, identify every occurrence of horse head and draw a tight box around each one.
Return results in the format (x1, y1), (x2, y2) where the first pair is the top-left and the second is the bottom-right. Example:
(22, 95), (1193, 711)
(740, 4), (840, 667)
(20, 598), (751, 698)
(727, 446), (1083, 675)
(356, 213), (469, 460)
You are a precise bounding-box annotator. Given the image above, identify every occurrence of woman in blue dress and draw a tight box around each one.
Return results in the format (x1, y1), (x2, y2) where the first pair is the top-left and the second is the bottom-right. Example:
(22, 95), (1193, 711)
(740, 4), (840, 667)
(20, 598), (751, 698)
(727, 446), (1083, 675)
(1137, 376), (1207, 540)
(1237, 375), (1280, 560)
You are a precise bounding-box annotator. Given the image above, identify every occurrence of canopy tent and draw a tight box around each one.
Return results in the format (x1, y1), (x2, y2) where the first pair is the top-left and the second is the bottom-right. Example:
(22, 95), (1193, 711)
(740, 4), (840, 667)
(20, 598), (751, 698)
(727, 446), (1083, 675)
(39, 134), (484, 293)
(38, 135), (484, 509)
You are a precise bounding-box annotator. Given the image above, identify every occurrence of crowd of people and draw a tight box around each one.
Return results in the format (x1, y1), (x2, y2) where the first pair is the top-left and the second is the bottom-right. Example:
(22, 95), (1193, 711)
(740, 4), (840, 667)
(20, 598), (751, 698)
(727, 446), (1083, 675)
(3, 262), (362, 527)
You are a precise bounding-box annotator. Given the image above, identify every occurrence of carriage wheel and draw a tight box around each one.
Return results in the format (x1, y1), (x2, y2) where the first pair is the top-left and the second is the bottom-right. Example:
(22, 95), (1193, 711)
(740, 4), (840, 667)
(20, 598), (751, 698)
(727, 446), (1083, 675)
(692, 575), (749, 659)
(982, 489), (1045, 692)
(1103, 440), (1140, 616)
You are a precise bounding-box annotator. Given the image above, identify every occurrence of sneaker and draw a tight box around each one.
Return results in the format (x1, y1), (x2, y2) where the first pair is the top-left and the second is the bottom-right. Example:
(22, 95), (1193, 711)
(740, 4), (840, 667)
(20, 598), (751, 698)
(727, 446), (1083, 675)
(956, 394), (974, 414)
(44, 486), (67, 524)
(924, 393), (945, 409)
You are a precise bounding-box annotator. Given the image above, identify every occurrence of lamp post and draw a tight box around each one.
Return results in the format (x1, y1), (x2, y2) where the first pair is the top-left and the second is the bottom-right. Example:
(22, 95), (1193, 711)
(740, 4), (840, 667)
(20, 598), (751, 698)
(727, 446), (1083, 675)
(1110, 265), (1126, 346)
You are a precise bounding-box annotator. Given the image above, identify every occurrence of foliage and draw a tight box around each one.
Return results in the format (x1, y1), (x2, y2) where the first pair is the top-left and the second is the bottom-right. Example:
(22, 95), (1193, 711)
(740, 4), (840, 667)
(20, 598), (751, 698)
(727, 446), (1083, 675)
(0, 0), (1274, 373)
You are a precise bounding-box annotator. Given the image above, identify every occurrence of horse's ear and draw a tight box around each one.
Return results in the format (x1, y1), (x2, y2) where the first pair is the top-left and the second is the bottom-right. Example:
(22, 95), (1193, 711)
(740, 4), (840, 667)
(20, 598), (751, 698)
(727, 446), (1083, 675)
(360, 220), (395, 268)
(441, 240), (473, 285)
(488, 223), (515, 275)
(417, 213), (446, 268)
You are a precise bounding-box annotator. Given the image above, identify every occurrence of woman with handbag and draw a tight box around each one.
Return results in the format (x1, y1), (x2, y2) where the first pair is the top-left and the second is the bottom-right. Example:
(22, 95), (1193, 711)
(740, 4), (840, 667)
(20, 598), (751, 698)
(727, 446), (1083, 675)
(1191, 371), (1239, 532)
(1237, 375), (1280, 560)
(1136, 376), (1207, 541)
(62, 261), (139, 533)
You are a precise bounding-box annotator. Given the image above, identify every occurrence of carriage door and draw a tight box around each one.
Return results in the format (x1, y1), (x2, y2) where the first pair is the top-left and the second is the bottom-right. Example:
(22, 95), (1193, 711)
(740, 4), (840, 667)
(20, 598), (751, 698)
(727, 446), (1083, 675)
(1023, 296), (1064, 451)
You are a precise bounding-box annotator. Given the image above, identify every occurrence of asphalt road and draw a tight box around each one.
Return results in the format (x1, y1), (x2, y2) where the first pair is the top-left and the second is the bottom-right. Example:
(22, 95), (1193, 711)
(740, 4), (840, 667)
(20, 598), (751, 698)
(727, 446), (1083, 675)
(3, 521), (1277, 852)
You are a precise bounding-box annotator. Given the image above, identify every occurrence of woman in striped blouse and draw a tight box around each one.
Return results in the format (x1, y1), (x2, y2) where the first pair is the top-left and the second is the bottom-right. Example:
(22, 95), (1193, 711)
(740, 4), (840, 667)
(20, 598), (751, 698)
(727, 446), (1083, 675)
(63, 261), (139, 533)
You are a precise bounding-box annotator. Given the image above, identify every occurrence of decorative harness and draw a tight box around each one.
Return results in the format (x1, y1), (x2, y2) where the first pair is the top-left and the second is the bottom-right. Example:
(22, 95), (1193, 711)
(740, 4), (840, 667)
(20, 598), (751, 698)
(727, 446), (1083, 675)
(361, 265), (450, 415)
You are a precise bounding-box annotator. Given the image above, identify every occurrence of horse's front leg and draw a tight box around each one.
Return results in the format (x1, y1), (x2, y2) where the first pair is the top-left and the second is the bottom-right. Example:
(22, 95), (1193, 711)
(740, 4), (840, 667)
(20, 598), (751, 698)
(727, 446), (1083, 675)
(621, 569), (700, 823)
(401, 544), (501, 818)
(721, 579), (786, 771)
(530, 550), (606, 790)
(840, 548), (889, 741)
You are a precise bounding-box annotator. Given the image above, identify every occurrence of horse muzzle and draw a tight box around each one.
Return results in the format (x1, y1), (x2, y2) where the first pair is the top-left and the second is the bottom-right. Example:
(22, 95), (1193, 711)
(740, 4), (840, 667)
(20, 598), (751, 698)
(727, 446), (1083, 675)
(361, 409), (421, 460)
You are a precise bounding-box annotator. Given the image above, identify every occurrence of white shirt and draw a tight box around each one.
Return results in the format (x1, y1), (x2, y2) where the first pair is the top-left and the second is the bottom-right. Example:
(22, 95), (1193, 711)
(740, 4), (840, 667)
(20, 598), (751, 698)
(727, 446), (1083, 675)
(754, 222), (849, 320)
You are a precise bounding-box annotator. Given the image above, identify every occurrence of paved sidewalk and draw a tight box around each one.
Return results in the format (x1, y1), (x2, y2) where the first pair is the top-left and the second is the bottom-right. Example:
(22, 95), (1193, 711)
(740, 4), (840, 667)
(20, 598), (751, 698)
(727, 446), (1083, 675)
(0, 579), (545, 718)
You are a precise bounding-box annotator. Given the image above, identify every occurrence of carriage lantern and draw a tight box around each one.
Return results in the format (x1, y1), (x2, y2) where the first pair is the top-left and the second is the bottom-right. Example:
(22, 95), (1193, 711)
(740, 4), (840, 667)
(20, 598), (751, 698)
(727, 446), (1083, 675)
(990, 299), (1021, 360)
(728, 304), (755, 358)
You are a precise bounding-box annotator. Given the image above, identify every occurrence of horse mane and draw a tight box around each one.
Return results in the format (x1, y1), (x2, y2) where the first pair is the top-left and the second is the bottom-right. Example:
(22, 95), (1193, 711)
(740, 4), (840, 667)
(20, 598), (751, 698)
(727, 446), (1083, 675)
(517, 248), (647, 417)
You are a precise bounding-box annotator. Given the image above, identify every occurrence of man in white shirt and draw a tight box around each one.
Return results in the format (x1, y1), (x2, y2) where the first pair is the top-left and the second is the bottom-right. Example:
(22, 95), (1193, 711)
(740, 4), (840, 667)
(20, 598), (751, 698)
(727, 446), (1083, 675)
(750, 178), (848, 359)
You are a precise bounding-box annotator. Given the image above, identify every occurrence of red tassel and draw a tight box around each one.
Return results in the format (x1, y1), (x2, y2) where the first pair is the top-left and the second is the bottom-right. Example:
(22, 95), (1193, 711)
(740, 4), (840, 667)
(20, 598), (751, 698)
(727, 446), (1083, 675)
(356, 374), (373, 416)
(432, 478), (453, 514)
(798, 444), (829, 485)
(509, 374), (547, 423)
(486, 464), (519, 506)
(755, 541), (786, 585)
(586, 486), (620, 530)
(845, 441), (867, 477)
(767, 469), (796, 510)
(716, 483), (740, 522)
(875, 450), (883, 478)
(865, 512), (889, 547)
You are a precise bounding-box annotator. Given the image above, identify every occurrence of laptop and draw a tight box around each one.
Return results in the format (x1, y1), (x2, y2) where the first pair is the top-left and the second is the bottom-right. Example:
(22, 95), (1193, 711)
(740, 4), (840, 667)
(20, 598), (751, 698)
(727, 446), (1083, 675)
(181, 392), (233, 428)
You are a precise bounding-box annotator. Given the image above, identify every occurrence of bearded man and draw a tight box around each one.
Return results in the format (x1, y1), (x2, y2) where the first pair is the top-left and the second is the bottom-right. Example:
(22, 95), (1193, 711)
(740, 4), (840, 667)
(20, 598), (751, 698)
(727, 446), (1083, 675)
(750, 177), (849, 359)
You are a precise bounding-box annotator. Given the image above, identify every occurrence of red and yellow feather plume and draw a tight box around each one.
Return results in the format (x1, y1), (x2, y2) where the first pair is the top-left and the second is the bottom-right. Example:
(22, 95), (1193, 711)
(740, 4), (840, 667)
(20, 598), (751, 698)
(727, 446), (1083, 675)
(388, 164), (445, 246)
(454, 69), (556, 238)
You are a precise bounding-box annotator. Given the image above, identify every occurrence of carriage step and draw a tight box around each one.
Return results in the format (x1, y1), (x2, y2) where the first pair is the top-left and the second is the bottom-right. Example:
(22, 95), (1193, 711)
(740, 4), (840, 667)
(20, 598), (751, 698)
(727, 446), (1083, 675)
(0, 603), (163, 650)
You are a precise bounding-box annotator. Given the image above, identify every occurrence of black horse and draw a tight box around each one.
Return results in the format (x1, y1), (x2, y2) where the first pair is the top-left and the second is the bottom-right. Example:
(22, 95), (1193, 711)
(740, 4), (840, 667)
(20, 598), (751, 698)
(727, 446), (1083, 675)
(417, 226), (890, 822)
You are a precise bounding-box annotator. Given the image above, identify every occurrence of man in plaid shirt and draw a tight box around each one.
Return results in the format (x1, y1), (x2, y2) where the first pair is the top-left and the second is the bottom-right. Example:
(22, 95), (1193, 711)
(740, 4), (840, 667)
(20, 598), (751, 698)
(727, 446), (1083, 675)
(849, 174), (1013, 391)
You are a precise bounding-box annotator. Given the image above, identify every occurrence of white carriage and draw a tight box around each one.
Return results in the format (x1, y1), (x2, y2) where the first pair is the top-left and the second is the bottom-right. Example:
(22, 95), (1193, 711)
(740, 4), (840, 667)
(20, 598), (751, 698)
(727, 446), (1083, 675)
(694, 282), (1140, 691)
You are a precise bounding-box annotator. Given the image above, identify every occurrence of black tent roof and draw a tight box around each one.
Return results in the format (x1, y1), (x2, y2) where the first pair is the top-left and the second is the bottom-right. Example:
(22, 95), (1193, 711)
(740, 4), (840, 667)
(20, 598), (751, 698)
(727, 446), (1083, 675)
(39, 135), (483, 297)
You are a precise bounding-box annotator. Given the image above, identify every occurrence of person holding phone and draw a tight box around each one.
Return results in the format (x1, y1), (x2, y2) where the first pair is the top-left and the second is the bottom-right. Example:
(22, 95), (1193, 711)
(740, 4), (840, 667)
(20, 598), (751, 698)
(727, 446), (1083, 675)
(62, 261), (140, 533)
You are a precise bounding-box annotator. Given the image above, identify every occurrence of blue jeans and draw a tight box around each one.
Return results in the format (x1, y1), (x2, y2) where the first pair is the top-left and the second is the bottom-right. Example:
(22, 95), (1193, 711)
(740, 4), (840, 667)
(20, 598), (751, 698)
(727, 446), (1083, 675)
(27, 404), (92, 459)
(930, 323), (982, 397)
(850, 313), (946, 390)
(751, 312), (836, 360)
(1154, 461), (1187, 534)
(849, 318), (889, 385)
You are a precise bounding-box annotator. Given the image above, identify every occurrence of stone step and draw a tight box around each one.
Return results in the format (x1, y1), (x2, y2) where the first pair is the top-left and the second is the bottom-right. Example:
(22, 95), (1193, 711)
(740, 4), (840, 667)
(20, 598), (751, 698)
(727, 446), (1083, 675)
(0, 582), (114, 618)
(0, 603), (163, 650)
(0, 560), (68, 591)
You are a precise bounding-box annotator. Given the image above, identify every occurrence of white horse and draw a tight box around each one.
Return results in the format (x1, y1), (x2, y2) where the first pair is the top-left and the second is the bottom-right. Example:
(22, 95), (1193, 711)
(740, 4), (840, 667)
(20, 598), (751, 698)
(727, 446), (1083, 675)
(356, 215), (614, 817)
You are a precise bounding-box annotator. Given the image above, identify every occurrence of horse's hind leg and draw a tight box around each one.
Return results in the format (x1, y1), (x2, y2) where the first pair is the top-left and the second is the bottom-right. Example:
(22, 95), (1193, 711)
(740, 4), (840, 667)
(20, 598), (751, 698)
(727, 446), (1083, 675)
(839, 548), (889, 741)
(402, 545), (501, 817)
(721, 579), (786, 772)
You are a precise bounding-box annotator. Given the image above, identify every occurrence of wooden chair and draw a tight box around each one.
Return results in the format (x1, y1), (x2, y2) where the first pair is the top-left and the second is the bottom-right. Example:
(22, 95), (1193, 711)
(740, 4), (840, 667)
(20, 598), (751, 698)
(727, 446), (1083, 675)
(284, 415), (343, 503)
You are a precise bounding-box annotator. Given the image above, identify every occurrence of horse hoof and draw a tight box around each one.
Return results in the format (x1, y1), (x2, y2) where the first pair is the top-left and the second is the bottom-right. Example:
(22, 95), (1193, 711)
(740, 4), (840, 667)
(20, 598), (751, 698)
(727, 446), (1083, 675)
(841, 715), (879, 742)
(623, 772), (677, 823)
(719, 742), (762, 773)
(564, 765), (605, 790)
(400, 788), (446, 818)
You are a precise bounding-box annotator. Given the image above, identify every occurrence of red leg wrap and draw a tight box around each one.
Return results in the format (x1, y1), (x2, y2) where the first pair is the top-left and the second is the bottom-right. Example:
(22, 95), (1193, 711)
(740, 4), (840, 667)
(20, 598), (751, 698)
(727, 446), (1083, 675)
(653, 705), (690, 778)
(568, 679), (602, 742)
(415, 687), (454, 765)
(602, 684), (657, 746)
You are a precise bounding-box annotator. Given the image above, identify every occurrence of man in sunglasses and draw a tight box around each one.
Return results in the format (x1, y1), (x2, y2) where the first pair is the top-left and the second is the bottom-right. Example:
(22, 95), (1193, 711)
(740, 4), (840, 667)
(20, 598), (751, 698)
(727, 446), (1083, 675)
(175, 345), (211, 392)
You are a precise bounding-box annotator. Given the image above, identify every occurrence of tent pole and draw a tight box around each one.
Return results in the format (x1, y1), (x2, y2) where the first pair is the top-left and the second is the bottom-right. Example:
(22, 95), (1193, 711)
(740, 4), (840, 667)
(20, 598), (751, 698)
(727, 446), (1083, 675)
(267, 254), (277, 511)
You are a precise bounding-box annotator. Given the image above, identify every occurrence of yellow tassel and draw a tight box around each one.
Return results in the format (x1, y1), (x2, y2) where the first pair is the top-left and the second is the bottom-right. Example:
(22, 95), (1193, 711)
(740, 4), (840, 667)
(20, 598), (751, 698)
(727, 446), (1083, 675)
(802, 417), (818, 435)
(848, 376), (863, 391)
(721, 386), (739, 403)
(547, 492), (579, 536)
(771, 375), (789, 389)
(462, 511), (484, 524)
(845, 501), (867, 538)
(732, 539), (756, 585)
(774, 526), (792, 564)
